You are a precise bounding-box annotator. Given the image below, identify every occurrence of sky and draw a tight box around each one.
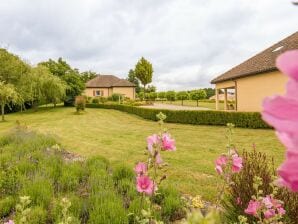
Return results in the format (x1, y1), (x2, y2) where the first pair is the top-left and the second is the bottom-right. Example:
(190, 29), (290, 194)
(0, 0), (297, 91)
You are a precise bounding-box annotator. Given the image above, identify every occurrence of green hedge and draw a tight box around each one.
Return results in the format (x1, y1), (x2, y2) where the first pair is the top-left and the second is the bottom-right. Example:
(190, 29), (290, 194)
(86, 104), (271, 129)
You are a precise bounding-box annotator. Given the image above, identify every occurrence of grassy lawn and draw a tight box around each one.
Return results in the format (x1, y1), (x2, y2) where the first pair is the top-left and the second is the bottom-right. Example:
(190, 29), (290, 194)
(0, 107), (284, 202)
(158, 100), (225, 110)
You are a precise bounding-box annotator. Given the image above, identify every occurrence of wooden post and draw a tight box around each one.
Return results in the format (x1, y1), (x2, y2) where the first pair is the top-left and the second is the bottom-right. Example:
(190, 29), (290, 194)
(224, 89), (228, 111)
(215, 89), (219, 110)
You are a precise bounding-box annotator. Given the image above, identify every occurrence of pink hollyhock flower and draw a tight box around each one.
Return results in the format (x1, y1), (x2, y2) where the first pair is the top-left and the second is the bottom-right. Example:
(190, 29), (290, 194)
(278, 153), (298, 192)
(215, 155), (227, 174)
(4, 221), (14, 224)
(262, 50), (298, 192)
(244, 200), (261, 216)
(236, 197), (242, 205)
(155, 152), (163, 164)
(231, 154), (243, 173)
(147, 134), (160, 154)
(136, 175), (155, 195)
(264, 209), (276, 219)
(134, 162), (147, 176)
(161, 133), (176, 151)
(277, 207), (286, 215)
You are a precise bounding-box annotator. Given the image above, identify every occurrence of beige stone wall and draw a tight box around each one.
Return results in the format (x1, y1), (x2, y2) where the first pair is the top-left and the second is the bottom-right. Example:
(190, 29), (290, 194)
(236, 71), (288, 112)
(84, 88), (112, 97)
(112, 87), (135, 99)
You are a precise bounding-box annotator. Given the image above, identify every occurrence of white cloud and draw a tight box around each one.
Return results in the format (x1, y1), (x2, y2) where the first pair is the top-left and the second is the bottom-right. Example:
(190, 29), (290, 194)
(0, 0), (297, 90)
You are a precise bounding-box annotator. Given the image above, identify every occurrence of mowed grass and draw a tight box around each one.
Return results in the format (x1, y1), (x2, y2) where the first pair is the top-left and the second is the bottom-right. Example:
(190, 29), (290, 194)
(0, 107), (285, 201)
(159, 100), (225, 110)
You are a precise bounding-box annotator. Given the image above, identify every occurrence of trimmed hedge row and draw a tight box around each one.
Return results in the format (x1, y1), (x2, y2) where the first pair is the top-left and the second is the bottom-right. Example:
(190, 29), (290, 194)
(86, 103), (271, 129)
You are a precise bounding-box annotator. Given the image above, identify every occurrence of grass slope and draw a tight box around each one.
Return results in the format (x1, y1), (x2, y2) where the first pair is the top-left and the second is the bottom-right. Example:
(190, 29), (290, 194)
(0, 107), (284, 201)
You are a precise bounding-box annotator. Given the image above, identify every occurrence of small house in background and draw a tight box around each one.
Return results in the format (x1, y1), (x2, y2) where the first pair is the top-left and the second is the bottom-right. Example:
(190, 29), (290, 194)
(84, 75), (136, 99)
(211, 31), (298, 112)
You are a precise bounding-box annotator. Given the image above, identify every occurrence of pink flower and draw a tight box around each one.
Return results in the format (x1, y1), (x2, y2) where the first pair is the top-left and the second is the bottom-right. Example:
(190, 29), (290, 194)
(236, 197), (242, 205)
(136, 175), (155, 195)
(134, 162), (147, 176)
(244, 200), (261, 216)
(278, 153), (298, 192)
(264, 209), (276, 219)
(262, 50), (298, 192)
(215, 155), (227, 174)
(231, 154), (243, 173)
(4, 221), (14, 224)
(161, 133), (176, 151)
(147, 134), (160, 154)
(277, 207), (286, 215)
(262, 195), (273, 208)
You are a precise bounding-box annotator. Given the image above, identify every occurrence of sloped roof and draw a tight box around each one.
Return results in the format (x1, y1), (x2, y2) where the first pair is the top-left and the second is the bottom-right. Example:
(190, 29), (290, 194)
(211, 31), (298, 84)
(86, 75), (135, 88)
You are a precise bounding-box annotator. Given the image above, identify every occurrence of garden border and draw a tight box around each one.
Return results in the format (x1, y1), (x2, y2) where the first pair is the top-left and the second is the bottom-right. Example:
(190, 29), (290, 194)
(86, 103), (271, 129)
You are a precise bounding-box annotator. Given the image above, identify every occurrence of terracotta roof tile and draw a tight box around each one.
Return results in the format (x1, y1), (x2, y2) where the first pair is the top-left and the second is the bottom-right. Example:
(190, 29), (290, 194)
(86, 75), (136, 88)
(211, 31), (298, 84)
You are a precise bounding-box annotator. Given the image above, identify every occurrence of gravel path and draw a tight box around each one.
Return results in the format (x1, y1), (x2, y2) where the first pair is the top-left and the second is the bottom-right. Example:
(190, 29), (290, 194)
(140, 103), (210, 111)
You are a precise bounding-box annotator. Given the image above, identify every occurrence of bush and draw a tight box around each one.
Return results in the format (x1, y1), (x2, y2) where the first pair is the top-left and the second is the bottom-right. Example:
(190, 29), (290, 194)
(86, 104), (271, 129)
(153, 186), (186, 222)
(91, 97), (99, 104)
(75, 96), (86, 112)
(221, 148), (298, 224)
(0, 196), (15, 218)
(28, 206), (47, 224)
(111, 93), (123, 102)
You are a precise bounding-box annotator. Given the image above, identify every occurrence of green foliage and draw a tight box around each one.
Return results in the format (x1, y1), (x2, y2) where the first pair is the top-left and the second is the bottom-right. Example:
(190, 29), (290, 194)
(80, 71), (97, 83)
(154, 186), (186, 222)
(176, 91), (189, 105)
(0, 196), (15, 218)
(112, 164), (135, 184)
(134, 57), (153, 98)
(166, 91), (176, 101)
(86, 103), (271, 129)
(148, 92), (158, 101)
(158, 92), (166, 100)
(75, 96), (86, 112)
(86, 156), (109, 172)
(0, 81), (20, 121)
(190, 90), (207, 106)
(21, 176), (53, 208)
(91, 97), (99, 104)
(28, 206), (47, 224)
(127, 69), (141, 93)
(202, 88), (215, 99)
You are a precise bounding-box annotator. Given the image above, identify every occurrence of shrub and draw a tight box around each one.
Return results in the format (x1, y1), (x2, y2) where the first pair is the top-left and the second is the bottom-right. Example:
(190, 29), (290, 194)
(0, 196), (15, 218)
(111, 93), (123, 102)
(153, 186), (186, 222)
(75, 96), (86, 112)
(221, 148), (298, 224)
(86, 156), (109, 173)
(28, 206), (47, 224)
(86, 104), (271, 129)
(91, 97), (99, 104)
(21, 176), (53, 208)
(166, 91), (176, 101)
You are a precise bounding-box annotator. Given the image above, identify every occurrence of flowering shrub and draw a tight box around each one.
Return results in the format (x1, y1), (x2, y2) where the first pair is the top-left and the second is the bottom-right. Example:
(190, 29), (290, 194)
(134, 112), (177, 223)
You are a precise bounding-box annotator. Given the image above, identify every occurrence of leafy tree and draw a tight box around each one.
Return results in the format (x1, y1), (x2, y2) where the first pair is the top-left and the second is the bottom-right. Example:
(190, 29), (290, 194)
(39, 58), (85, 105)
(190, 89), (207, 106)
(0, 81), (19, 121)
(134, 57), (153, 99)
(140, 85), (156, 93)
(202, 88), (215, 99)
(127, 69), (141, 93)
(176, 91), (189, 105)
(0, 48), (30, 85)
(166, 91), (176, 102)
(158, 92), (166, 100)
(148, 92), (158, 101)
(137, 92), (144, 101)
(80, 71), (97, 83)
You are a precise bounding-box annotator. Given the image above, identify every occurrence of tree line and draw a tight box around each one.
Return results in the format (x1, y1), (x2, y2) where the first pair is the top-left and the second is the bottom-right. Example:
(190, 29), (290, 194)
(0, 48), (96, 121)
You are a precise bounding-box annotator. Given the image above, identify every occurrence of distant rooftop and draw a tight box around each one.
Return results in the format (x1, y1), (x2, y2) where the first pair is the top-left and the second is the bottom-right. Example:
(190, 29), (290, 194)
(86, 75), (136, 88)
(211, 31), (298, 84)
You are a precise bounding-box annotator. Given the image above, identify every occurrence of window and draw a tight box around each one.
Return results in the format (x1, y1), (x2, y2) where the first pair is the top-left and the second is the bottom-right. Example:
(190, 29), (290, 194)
(95, 90), (100, 96)
(93, 90), (104, 96)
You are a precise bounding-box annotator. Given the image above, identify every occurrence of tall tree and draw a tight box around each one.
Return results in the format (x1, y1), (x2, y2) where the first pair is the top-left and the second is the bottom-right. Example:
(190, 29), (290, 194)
(127, 69), (141, 93)
(176, 91), (189, 106)
(39, 58), (85, 105)
(0, 81), (19, 121)
(134, 57), (153, 99)
(81, 71), (97, 83)
(190, 89), (207, 107)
